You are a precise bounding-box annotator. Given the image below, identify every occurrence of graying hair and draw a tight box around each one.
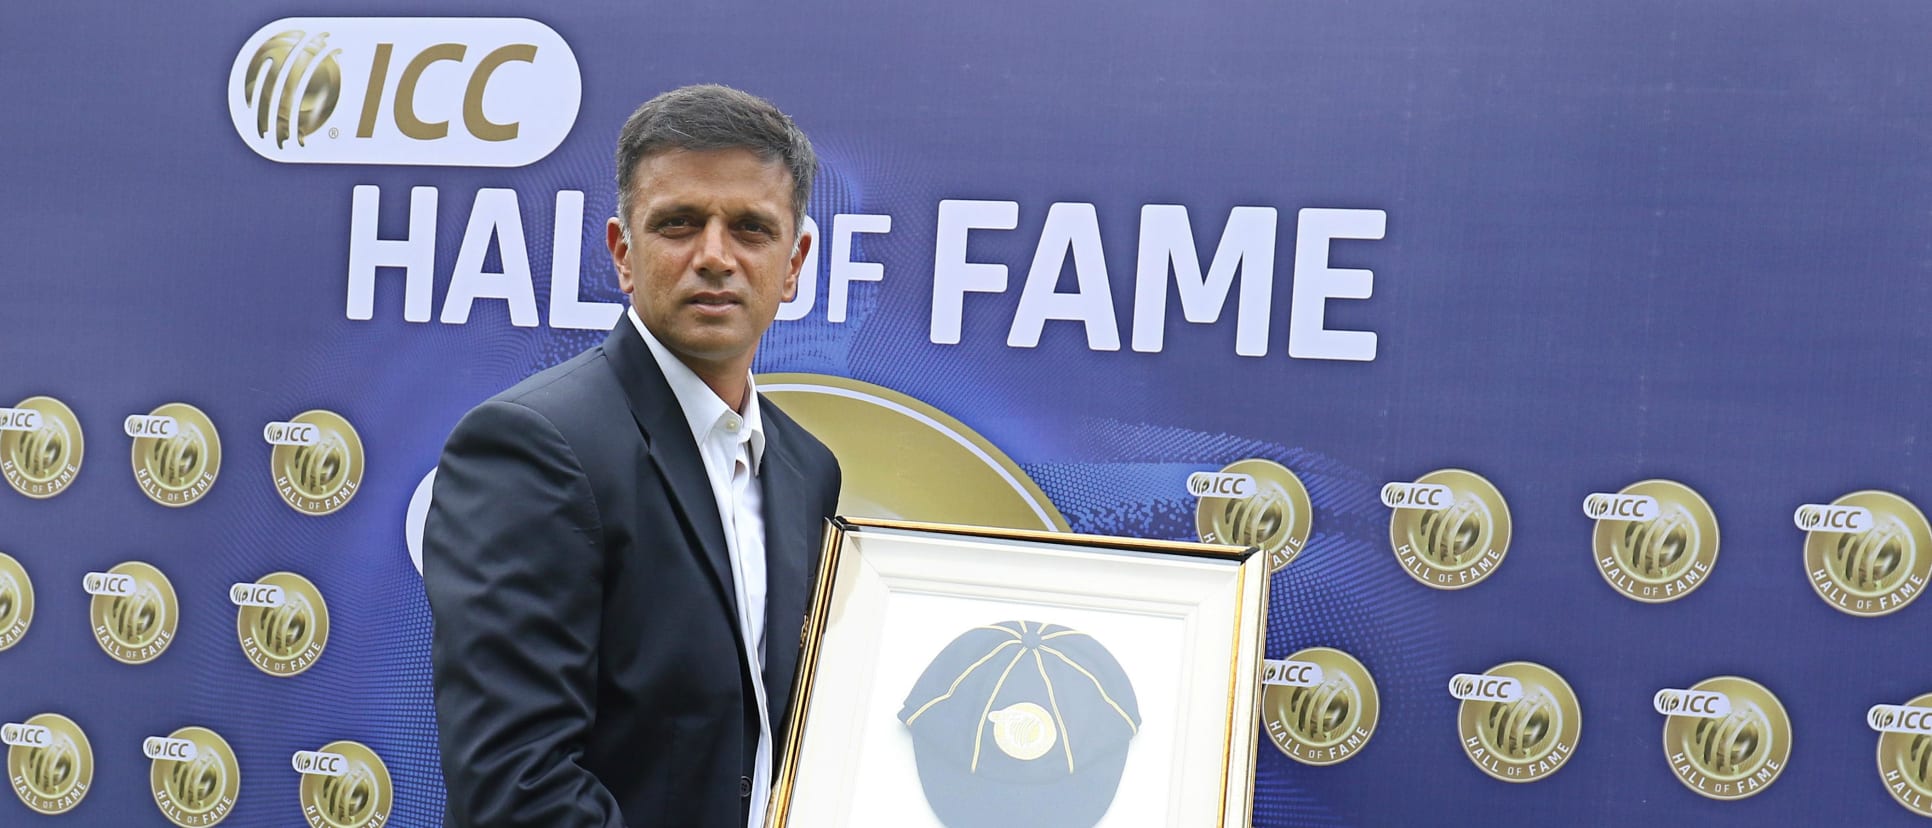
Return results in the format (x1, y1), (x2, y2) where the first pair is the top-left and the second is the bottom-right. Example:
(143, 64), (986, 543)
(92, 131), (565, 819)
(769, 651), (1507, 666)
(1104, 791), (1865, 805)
(614, 84), (816, 235)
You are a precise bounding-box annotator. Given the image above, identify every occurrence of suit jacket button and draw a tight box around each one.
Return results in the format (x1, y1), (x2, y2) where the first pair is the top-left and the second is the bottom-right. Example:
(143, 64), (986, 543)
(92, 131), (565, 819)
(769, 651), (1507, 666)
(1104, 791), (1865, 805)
(740, 775), (753, 798)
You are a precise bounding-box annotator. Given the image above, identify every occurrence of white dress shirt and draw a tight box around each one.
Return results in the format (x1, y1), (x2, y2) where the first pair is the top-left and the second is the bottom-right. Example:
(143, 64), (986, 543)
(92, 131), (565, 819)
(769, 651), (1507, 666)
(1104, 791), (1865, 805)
(628, 307), (773, 828)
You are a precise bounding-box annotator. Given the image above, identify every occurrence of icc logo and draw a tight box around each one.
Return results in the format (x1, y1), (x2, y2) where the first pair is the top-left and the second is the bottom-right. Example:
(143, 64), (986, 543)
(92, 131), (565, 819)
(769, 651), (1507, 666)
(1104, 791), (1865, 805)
(5, 713), (94, 815)
(294, 742), (392, 828)
(1656, 676), (1790, 800)
(1589, 480), (1719, 603)
(1262, 648), (1379, 766)
(228, 18), (581, 167)
(236, 572), (329, 677)
(1386, 469), (1512, 590)
(1193, 459), (1313, 571)
(1800, 491), (1932, 617)
(127, 404), (222, 507)
(270, 411), (365, 516)
(86, 561), (179, 664)
(1870, 696), (1932, 816)
(1, 396), (84, 499)
(1453, 663), (1580, 783)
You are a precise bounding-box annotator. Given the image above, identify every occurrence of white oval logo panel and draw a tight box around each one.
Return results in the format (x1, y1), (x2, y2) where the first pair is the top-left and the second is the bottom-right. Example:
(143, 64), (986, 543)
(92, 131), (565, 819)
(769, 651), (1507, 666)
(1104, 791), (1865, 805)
(228, 17), (581, 167)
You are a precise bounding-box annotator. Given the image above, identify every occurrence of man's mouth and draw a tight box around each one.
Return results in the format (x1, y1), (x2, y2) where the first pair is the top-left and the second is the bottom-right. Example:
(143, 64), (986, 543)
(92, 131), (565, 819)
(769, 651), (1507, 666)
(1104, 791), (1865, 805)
(688, 292), (740, 312)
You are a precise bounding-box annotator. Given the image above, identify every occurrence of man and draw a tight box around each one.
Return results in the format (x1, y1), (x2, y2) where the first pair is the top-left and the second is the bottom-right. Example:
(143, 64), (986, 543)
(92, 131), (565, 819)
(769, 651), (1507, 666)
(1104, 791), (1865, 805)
(424, 85), (841, 828)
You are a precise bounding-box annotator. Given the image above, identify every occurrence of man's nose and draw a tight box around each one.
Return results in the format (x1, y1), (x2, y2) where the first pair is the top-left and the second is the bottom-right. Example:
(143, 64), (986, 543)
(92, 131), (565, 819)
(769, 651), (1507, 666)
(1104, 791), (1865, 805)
(696, 222), (734, 275)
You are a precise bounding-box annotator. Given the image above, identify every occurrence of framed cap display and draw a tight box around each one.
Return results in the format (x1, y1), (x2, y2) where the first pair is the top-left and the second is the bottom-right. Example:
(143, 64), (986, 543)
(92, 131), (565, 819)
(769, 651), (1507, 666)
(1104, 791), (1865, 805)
(767, 517), (1269, 828)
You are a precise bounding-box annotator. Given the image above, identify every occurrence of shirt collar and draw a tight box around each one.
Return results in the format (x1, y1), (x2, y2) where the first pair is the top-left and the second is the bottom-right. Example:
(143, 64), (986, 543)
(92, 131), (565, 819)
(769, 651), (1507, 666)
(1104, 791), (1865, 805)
(628, 307), (766, 472)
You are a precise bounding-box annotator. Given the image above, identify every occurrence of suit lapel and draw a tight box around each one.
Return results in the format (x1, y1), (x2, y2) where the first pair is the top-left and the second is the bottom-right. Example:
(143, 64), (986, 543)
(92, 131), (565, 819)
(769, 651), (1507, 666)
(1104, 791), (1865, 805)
(600, 326), (742, 636)
(757, 411), (812, 735)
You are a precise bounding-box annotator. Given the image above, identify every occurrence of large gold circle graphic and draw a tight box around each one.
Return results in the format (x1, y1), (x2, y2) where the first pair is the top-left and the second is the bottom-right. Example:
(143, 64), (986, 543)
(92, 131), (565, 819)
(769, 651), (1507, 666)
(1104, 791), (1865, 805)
(237, 572), (330, 677)
(6, 713), (93, 815)
(758, 374), (1067, 531)
(89, 561), (179, 664)
(1877, 693), (1932, 818)
(2, 396), (84, 498)
(1591, 479), (1721, 603)
(271, 410), (365, 516)
(131, 403), (221, 507)
(150, 726), (240, 827)
(1456, 662), (1581, 783)
(1195, 459), (1314, 572)
(1263, 647), (1379, 766)
(1389, 469), (1512, 590)
(1804, 490), (1931, 617)
(1662, 676), (1791, 800)
(299, 741), (393, 828)
(0, 550), (34, 651)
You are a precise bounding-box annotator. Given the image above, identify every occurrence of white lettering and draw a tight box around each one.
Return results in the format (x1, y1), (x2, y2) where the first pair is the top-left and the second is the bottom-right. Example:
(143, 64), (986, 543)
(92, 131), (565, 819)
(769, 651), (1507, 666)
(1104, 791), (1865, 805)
(1288, 208), (1385, 361)
(1132, 205), (1276, 356)
(347, 185), (438, 322)
(441, 188), (538, 326)
(930, 199), (1018, 344)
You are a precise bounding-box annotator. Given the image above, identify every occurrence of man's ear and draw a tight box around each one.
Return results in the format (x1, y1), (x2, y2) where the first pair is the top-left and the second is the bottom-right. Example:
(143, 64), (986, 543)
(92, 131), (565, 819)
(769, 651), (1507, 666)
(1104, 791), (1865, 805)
(783, 226), (814, 302)
(607, 217), (634, 294)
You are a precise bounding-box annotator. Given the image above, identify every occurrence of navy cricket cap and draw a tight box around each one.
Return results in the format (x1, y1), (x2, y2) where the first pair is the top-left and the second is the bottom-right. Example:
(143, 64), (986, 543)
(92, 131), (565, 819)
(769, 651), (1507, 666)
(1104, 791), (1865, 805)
(898, 621), (1141, 828)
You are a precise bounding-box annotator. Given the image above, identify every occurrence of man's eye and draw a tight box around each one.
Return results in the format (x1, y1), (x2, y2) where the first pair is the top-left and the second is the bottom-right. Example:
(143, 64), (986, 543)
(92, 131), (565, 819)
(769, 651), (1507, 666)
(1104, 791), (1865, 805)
(655, 217), (694, 230)
(738, 221), (773, 236)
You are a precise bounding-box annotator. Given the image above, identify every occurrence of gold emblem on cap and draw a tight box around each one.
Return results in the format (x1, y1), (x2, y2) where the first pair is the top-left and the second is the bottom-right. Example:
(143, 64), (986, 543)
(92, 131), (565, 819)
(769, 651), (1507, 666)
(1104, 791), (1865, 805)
(6, 713), (93, 815)
(150, 726), (240, 827)
(1804, 490), (1931, 617)
(299, 740), (392, 828)
(1875, 692), (1932, 817)
(1196, 459), (1313, 572)
(237, 572), (330, 677)
(1389, 469), (1511, 590)
(1663, 675), (1790, 800)
(272, 410), (365, 516)
(1457, 662), (1580, 782)
(90, 561), (179, 664)
(0, 551), (34, 651)
(988, 702), (1058, 761)
(1263, 647), (1379, 766)
(2, 396), (84, 499)
(1591, 480), (1720, 603)
(131, 403), (221, 507)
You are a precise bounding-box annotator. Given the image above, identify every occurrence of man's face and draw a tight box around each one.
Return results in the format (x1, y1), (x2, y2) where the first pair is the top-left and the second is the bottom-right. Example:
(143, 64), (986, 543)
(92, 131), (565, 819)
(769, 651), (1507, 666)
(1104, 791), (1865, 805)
(607, 147), (810, 383)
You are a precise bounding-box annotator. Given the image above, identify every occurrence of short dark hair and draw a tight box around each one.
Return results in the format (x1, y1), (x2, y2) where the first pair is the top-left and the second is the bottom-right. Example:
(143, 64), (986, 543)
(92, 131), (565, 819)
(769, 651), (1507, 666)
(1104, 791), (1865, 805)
(613, 84), (816, 234)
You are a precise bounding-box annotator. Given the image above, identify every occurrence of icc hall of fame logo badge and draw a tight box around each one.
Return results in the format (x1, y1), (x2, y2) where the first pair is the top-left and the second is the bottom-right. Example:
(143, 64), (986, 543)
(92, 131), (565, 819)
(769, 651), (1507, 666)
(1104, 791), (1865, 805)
(4, 713), (94, 815)
(1192, 458), (1314, 572)
(1654, 676), (1792, 800)
(1796, 490), (1931, 617)
(84, 561), (180, 664)
(1260, 647), (1380, 766)
(1586, 479), (1721, 603)
(1, 396), (84, 499)
(266, 410), (365, 516)
(1449, 662), (1582, 782)
(1385, 469), (1513, 590)
(293, 740), (393, 828)
(1869, 693), (1932, 817)
(146, 726), (241, 827)
(233, 572), (330, 676)
(127, 402), (222, 507)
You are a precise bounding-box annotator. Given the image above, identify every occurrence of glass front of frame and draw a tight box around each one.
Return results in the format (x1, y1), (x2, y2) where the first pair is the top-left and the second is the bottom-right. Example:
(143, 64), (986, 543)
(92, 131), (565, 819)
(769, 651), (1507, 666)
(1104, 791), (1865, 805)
(770, 518), (1268, 828)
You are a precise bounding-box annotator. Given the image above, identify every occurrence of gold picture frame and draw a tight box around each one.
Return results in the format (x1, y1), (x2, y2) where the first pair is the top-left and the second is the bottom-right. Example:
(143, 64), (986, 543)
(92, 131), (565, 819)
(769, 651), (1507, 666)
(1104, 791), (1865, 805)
(767, 517), (1269, 828)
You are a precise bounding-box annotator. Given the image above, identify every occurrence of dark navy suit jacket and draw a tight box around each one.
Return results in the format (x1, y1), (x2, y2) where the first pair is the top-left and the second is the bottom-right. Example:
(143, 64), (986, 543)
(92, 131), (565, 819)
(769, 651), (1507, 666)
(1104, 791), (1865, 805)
(424, 324), (840, 828)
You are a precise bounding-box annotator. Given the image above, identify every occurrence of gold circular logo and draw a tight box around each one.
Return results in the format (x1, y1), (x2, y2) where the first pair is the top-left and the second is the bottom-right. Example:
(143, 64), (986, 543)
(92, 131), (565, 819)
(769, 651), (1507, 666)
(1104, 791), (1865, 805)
(988, 702), (1058, 761)
(1804, 490), (1931, 617)
(6, 713), (93, 815)
(1591, 480), (1720, 603)
(1663, 676), (1791, 800)
(1876, 693), (1932, 818)
(0, 550), (34, 650)
(1457, 662), (1581, 782)
(1389, 469), (1512, 590)
(758, 374), (1067, 531)
(150, 727), (240, 827)
(237, 572), (330, 677)
(2, 396), (84, 499)
(1195, 459), (1313, 571)
(131, 403), (221, 507)
(271, 410), (365, 516)
(1263, 647), (1379, 766)
(298, 741), (393, 828)
(89, 561), (179, 664)
(245, 30), (342, 147)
